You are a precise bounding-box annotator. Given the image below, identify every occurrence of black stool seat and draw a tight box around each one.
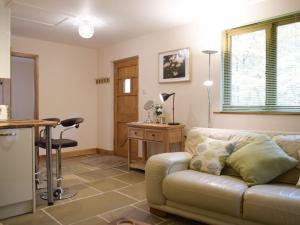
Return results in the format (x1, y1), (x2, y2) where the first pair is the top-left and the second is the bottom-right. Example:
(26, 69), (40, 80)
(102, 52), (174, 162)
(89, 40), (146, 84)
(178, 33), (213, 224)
(36, 138), (78, 149)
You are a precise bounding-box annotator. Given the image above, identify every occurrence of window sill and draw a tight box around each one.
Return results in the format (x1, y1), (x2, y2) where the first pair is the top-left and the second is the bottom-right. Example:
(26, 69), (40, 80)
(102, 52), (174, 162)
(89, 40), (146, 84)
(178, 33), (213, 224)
(214, 111), (300, 115)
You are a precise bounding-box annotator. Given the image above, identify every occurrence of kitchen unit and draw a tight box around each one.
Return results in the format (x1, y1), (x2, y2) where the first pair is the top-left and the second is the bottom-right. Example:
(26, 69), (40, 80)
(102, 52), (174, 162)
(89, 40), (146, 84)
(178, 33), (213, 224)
(0, 120), (57, 219)
(0, 127), (34, 219)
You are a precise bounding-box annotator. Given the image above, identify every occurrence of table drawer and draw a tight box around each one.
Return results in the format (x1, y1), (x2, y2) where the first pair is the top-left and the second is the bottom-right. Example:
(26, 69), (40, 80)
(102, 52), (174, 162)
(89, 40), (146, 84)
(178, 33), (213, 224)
(145, 129), (164, 142)
(128, 127), (144, 139)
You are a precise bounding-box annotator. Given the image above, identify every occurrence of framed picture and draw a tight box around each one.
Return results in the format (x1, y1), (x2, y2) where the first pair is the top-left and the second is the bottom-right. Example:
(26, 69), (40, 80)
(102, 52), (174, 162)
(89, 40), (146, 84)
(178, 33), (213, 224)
(159, 48), (191, 83)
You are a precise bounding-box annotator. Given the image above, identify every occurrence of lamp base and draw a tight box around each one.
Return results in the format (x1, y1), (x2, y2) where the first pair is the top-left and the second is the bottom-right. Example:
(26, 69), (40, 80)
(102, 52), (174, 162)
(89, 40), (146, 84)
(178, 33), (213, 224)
(168, 122), (180, 125)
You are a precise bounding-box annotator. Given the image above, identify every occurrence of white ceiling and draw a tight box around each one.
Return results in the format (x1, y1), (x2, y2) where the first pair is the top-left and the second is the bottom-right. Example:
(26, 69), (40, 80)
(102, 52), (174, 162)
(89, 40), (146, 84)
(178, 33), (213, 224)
(6, 0), (265, 49)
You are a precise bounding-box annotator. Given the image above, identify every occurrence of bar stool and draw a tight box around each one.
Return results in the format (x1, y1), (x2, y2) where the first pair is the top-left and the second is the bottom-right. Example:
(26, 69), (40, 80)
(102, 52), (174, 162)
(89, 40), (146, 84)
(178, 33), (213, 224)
(36, 117), (84, 200)
(35, 118), (61, 190)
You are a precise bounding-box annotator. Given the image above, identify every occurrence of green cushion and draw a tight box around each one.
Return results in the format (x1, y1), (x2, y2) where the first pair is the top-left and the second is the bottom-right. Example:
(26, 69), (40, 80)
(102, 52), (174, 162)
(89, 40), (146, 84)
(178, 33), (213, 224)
(227, 135), (298, 186)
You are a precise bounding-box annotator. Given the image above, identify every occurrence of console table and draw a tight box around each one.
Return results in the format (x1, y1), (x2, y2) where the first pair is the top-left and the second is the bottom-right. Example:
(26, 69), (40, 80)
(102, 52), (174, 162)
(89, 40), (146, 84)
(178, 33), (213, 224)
(127, 122), (185, 170)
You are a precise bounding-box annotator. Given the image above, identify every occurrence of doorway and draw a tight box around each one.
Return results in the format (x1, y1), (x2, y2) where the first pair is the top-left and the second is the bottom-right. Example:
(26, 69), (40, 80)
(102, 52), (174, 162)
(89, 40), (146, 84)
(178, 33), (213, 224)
(114, 56), (138, 157)
(11, 52), (39, 120)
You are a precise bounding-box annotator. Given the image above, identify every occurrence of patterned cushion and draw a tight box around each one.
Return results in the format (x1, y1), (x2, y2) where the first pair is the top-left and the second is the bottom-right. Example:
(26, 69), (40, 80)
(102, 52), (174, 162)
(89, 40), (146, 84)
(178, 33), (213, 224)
(185, 128), (205, 154)
(189, 138), (235, 175)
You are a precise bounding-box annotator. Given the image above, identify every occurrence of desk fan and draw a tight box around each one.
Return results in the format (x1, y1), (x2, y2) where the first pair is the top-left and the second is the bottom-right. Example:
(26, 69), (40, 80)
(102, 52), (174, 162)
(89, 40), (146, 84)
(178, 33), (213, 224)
(144, 100), (154, 123)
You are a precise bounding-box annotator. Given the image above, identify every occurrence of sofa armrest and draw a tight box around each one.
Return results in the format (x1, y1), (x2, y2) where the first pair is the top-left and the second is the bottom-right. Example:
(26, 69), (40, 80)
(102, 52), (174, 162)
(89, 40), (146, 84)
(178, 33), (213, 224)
(145, 152), (192, 205)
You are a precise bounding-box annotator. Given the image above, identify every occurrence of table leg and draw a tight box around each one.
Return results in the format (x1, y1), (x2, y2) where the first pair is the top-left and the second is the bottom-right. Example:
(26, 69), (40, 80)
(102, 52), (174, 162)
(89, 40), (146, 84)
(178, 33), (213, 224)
(143, 141), (148, 161)
(45, 126), (54, 206)
(128, 138), (131, 170)
(180, 141), (184, 151)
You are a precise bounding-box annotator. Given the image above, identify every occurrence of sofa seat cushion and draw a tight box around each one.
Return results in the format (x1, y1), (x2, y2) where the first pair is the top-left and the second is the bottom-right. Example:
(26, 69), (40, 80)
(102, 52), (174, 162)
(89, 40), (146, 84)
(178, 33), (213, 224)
(162, 170), (248, 217)
(243, 184), (300, 225)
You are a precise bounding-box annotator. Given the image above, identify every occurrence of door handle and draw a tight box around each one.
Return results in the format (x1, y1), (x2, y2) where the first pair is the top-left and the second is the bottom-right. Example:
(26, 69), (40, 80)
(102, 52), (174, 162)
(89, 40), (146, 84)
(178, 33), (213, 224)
(0, 132), (17, 136)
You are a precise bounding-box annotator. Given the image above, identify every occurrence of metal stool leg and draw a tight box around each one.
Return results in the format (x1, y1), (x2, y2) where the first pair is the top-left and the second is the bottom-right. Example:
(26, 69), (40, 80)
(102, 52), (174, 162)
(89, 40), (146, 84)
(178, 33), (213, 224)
(53, 145), (77, 200)
(35, 146), (41, 190)
(56, 146), (62, 190)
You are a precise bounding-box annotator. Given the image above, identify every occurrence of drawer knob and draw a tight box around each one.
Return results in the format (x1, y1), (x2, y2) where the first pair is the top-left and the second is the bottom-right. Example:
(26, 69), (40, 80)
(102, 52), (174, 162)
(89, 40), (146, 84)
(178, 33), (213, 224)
(134, 132), (138, 135)
(152, 134), (155, 137)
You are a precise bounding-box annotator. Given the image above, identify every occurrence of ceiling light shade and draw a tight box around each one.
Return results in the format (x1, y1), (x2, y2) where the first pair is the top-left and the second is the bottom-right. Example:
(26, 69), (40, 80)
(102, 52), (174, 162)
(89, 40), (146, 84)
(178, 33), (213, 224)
(78, 20), (94, 39)
(203, 80), (214, 87)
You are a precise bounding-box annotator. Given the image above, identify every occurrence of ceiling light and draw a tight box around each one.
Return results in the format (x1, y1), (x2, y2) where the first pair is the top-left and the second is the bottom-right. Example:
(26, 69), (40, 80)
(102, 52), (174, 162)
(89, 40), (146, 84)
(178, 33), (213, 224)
(78, 20), (94, 39)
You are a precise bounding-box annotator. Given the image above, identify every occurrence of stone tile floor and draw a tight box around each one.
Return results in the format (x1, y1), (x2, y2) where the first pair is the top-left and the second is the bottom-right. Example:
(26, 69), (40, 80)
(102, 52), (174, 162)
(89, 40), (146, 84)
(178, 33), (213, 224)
(1, 154), (203, 225)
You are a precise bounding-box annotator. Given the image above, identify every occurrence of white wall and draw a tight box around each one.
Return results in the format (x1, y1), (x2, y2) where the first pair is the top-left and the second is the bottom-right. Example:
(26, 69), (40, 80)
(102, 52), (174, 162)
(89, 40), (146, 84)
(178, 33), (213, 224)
(98, 0), (300, 151)
(12, 36), (98, 151)
(11, 56), (35, 119)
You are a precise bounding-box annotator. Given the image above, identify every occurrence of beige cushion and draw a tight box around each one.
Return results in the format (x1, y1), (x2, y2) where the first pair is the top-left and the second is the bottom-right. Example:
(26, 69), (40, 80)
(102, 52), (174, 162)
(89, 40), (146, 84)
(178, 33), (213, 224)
(273, 135), (300, 160)
(162, 170), (248, 217)
(243, 184), (300, 225)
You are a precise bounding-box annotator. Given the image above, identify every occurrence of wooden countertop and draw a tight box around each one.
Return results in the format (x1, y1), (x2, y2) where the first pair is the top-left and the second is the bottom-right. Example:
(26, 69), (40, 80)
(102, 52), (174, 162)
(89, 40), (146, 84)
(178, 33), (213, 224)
(127, 121), (185, 129)
(0, 120), (58, 129)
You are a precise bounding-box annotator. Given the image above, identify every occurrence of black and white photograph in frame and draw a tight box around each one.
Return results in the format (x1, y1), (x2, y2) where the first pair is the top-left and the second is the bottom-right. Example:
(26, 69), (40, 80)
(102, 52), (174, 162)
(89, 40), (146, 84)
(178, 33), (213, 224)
(159, 48), (191, 83)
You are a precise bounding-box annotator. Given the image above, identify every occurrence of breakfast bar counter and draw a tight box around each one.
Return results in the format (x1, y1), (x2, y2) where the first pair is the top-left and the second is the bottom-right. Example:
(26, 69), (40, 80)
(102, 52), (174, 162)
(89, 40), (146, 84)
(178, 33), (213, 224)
(0, 119), (57, 129)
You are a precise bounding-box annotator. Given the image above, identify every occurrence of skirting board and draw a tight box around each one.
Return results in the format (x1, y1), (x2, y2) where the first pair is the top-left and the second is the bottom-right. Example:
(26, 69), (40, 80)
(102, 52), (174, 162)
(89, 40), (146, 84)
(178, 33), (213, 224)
(39, 148), (114, 160)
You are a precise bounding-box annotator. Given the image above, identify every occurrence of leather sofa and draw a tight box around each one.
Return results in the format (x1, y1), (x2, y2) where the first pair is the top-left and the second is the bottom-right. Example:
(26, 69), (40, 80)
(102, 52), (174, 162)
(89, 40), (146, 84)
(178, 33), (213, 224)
(145, 128), (300, 225)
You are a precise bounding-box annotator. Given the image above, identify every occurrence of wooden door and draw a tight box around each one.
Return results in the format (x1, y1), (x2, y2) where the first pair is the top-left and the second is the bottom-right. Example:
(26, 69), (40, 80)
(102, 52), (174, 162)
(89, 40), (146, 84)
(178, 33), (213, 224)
(114, 56), (138, 157)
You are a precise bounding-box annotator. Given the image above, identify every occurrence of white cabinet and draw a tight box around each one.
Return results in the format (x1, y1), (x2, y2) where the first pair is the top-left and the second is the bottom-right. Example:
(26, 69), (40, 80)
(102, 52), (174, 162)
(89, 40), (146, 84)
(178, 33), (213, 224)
(0, 7), (10, 78)
(0, 128), (35, 219)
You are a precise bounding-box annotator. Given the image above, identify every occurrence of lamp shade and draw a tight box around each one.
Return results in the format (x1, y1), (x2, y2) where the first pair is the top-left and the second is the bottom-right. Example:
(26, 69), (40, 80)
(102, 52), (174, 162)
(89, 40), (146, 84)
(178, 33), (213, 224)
(160, 93), (174, 102)
(159, 92), (179, 125)
(203, 80), (214, 87)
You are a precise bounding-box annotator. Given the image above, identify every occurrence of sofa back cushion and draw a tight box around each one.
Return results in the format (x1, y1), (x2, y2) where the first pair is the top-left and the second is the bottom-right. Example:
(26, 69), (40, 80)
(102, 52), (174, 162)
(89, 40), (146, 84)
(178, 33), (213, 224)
(185, 128), (300, 185)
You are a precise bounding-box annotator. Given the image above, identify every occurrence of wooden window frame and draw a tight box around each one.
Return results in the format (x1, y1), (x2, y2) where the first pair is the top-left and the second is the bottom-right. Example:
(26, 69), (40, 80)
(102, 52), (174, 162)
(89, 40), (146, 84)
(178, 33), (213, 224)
(222, 12), (300, 113)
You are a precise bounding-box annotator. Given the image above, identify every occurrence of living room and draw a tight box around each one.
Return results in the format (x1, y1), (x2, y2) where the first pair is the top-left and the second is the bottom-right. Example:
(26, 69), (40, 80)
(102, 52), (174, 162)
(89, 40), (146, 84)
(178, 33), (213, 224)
(0, 0), (300, 225)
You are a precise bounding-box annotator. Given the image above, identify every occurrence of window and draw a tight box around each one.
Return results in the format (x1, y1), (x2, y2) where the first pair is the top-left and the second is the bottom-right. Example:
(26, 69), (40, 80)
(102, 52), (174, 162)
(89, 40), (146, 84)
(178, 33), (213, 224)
(123, 78), (131, 93)
(223, 13), (300, 112)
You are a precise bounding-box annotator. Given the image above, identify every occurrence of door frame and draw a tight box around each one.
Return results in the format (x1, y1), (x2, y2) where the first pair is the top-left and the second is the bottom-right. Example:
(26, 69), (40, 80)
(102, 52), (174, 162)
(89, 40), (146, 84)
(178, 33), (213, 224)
(11, 51), (39, 120)
(113, 56), (139, 156)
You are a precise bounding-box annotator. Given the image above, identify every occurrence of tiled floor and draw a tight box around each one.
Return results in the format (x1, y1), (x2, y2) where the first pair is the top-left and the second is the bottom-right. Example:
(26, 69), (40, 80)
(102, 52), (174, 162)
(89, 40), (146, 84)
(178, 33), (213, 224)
(1, 154), (203, 225)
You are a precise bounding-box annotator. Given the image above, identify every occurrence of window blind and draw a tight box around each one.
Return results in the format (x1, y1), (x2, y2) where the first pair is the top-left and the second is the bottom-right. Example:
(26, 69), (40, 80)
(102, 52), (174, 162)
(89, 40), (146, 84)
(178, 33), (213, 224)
(222, 12), (300, 112)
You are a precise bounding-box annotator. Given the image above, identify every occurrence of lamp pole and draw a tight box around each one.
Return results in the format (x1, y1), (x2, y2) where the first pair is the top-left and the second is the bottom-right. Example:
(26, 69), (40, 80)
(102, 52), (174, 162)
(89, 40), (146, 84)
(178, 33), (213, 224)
(202, 50), (218, 128)
(172, 94), (175, 124)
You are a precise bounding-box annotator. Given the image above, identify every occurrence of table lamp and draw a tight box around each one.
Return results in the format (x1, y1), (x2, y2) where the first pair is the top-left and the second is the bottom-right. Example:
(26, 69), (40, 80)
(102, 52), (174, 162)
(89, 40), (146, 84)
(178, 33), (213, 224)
(160, 92), (180, 125)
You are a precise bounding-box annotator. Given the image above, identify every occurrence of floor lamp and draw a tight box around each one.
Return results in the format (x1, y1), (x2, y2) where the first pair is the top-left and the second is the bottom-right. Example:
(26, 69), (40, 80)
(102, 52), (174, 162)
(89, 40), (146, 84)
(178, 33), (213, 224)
(202, 50), (217, 128)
